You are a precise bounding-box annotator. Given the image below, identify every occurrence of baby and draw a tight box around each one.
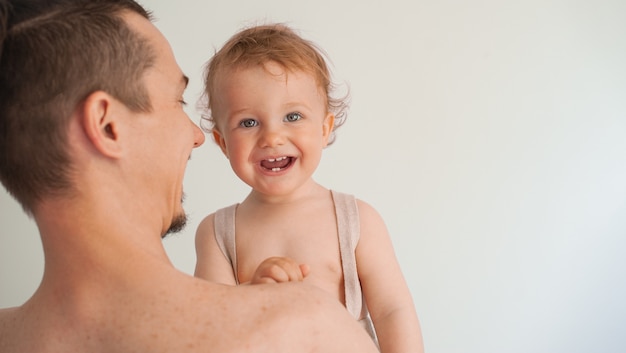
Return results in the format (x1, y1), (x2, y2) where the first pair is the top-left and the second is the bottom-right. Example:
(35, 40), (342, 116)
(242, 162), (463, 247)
(195, 24), (423, 353)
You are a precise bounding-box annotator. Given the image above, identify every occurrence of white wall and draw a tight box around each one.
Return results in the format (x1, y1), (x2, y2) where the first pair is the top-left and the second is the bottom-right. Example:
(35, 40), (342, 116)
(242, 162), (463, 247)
(1, 0), (625, 352)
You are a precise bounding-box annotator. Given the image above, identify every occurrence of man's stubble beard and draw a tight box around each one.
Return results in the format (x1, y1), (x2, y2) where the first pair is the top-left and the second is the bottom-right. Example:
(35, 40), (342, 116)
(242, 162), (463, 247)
(162, 192), (188, 238)
(163, 212), (187, 238)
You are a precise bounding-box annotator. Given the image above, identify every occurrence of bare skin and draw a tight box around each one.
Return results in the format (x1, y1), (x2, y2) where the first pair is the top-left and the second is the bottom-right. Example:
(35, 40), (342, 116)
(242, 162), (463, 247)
(0, 11), (378, 353)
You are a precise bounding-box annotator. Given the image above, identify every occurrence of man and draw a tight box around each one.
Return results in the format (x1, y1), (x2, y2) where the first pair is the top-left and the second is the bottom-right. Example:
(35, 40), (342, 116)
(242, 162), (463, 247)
(0, 1), (379, 352)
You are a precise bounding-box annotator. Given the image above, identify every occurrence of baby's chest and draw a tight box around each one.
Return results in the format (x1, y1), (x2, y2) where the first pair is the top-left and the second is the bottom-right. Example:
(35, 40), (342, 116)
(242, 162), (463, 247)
(235, 224), (345, 282)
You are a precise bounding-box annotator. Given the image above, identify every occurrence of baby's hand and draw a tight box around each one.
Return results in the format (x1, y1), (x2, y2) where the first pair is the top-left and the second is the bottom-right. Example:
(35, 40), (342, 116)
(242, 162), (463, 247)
(250, 256), (310, 284)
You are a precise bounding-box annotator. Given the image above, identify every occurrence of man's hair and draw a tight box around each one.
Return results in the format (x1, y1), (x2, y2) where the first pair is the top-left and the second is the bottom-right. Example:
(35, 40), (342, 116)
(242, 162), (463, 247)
(0, 0), (156, 215)
(201, 23), (349, 145)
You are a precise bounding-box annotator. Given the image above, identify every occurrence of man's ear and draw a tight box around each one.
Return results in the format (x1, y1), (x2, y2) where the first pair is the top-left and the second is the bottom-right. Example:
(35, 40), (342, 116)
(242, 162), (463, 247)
(322, 112), (335, 145)
(212, 129), (229, 158)
(81, 91), (123, 158)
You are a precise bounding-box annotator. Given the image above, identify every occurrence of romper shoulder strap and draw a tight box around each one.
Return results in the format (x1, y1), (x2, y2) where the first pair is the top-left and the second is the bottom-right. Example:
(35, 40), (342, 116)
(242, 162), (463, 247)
(213, 204), (240, 284)
(332, 190), (378, 343)
(332, 190), (362, 319)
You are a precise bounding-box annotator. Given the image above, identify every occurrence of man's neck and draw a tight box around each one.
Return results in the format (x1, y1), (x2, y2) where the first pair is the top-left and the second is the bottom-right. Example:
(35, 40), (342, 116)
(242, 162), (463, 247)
(31, 197), (173, 303)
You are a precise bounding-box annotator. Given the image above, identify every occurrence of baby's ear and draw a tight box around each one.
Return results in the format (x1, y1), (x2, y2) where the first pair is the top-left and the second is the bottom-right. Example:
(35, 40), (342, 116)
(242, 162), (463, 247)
(212, 129), (229, 158)
(322, 113), (335, 143)
(80, 91), (123, 158)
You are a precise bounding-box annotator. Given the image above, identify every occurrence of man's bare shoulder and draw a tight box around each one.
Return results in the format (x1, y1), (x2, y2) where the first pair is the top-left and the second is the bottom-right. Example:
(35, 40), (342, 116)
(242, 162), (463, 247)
(0, 275), (377, 352)
(181, 279), (378, 352)
(0, 306), (19, 330)
(0, 306), (27, 352)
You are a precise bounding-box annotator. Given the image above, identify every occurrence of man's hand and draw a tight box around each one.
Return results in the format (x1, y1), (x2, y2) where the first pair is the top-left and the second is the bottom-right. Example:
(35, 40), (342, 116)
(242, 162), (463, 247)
(250, 256), (310, 284)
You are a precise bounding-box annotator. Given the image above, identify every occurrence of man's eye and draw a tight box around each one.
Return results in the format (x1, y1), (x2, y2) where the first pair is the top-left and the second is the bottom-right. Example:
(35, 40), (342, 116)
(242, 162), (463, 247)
(284, 112), (302, 122)
(240, 119), (258, 128)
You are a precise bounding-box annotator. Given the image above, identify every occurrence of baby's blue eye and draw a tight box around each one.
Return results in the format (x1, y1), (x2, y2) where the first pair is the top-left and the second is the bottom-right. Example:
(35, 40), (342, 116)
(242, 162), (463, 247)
(284, 112), (302, 122)
(240, 119), (258, 128)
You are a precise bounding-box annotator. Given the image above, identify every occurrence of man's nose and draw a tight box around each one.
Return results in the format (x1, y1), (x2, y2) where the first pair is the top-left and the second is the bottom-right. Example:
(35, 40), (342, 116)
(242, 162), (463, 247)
(192, 123), (206, 147)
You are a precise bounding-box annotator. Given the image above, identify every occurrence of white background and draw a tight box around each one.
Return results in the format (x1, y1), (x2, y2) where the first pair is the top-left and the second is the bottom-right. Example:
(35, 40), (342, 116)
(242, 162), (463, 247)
(2, 1), (625, 352)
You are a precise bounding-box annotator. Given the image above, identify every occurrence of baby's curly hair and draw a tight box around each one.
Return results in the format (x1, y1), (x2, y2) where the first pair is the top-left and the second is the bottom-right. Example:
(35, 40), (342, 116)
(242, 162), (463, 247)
(199, 23), (349, 145)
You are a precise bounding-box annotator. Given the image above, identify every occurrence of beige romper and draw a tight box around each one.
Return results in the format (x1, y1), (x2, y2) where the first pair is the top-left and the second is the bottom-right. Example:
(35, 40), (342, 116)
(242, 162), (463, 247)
(213, 190), (378, 343)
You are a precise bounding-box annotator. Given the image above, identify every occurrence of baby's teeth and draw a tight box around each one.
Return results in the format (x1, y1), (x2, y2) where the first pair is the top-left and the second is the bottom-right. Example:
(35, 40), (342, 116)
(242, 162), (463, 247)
(272, 168), (281, 172)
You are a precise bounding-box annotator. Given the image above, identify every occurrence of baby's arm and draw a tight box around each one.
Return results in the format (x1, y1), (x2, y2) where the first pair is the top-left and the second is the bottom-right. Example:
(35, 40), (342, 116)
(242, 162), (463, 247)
(249, 256), (310, 284)
(356, 200), (425, 353)
(194, 214), (238, 285)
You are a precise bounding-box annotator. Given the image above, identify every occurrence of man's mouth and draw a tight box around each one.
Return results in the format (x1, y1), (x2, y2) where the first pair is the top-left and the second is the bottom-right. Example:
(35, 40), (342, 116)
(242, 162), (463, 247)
(260, 156), (294, 172)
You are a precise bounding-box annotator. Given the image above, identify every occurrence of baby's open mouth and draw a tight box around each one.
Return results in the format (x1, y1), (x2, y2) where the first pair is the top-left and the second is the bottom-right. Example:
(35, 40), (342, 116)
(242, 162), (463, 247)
(260, 156), (293, 172)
